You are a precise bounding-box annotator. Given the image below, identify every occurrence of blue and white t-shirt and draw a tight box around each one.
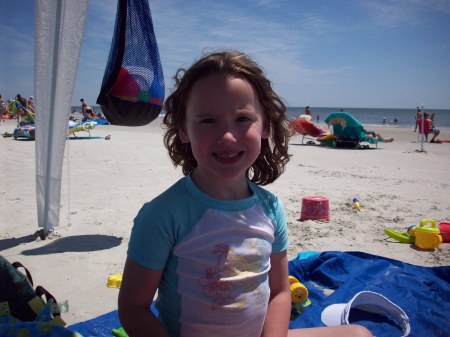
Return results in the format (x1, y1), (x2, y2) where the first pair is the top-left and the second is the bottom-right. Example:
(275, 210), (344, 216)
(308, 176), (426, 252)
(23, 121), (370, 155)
(128, 175), (289, 337)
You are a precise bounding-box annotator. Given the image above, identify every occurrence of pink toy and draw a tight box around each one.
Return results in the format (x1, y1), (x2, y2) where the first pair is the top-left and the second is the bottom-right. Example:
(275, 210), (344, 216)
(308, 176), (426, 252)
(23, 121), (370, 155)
(300, 196), (330, 222)
(439, 222), (450, 243)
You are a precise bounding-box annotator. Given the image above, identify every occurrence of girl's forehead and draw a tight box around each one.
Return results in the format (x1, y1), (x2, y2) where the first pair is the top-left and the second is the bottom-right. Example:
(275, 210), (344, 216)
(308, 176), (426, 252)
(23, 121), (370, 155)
(190, 74), (256, 98)
(187, 74), (259, 109)
(196, 72), (244, 85)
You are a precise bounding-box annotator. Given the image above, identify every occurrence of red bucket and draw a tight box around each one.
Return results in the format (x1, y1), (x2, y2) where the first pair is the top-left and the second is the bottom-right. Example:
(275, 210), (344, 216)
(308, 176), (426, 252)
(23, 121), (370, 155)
(439, 222), (450, 243)
(300, 196), (330, 222)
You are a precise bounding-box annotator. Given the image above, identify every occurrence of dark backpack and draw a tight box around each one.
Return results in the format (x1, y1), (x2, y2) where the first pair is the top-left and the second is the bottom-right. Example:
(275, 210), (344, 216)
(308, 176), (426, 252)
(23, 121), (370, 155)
(0, 255), (65, 325)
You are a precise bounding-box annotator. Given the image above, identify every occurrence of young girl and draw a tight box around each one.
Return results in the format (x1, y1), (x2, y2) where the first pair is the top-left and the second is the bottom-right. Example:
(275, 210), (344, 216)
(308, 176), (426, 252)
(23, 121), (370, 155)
(118, 51), (372, 337)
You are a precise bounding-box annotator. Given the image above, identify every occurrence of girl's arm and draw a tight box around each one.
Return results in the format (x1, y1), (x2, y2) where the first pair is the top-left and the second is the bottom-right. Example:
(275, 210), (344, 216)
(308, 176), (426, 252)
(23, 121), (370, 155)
(261, 250), (291, 337)
(118, 257), (169, 337)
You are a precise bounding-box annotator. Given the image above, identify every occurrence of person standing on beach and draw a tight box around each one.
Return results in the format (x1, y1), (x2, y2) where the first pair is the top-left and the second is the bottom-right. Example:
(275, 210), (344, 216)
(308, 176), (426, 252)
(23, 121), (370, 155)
(297, 105), (312, 122)
(417, 112), (440, 143)
(118, 51), (372, 337)
(80, 98), (88, 115)
(0, 94), (6, 118)
(305, 105), (312, 120)
(430, 112), (436, 124)
(15, 94), (34, 123)
(16, 94), (28, 108)
(414, 107), (420, 132)
(80, 98), (95, 120)
(27, 96), (35, 114)
(426, 112), (440, 143)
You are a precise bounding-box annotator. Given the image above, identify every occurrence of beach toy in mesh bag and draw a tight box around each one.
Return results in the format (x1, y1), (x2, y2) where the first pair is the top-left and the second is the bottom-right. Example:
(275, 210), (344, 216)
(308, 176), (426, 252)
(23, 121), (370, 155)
(97, 0), (164, 126)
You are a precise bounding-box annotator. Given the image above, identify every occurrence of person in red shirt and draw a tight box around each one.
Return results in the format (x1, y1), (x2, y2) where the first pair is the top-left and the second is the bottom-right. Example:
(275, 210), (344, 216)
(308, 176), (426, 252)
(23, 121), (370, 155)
(417, 112), (440, 142)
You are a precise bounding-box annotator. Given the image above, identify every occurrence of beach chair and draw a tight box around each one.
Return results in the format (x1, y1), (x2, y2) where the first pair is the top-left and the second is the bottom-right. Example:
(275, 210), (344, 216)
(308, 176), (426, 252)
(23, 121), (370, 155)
(324, 112), (378, 149)
(289, 118), (335, 145)
(67, 121), (97, 138)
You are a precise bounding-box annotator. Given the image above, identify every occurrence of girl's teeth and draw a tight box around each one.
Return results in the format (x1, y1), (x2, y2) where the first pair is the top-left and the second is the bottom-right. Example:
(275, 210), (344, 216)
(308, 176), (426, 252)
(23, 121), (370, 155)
(219, 153), (238, 158)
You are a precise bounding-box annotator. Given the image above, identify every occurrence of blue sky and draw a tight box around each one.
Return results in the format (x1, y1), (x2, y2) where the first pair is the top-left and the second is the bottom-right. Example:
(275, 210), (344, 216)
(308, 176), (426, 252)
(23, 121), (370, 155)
(1, 0), (449, 109)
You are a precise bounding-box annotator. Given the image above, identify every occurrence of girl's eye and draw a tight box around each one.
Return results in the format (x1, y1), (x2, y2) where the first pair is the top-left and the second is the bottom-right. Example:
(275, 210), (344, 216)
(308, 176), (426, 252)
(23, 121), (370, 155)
(200, 118), (215, 124)
(236, 116), (252, 123)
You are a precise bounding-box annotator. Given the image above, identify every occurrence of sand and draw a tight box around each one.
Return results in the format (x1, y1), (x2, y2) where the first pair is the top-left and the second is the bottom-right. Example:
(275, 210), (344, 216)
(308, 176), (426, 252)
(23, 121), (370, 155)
(1, 117), (449, 326)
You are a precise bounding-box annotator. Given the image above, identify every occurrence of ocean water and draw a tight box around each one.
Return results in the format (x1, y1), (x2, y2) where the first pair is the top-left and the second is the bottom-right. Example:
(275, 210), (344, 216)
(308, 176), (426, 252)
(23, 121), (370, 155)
(74, 105), (450, 129)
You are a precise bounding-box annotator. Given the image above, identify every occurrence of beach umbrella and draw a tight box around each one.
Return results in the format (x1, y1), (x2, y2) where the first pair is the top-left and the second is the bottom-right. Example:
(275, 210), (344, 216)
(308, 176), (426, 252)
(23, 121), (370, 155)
(324, 112), (367, 140)
(34, 0), (89, 238)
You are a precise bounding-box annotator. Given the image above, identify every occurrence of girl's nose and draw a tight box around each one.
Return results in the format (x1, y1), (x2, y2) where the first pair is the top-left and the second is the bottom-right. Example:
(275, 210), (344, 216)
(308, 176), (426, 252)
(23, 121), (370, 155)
(219, 128), (237, 144)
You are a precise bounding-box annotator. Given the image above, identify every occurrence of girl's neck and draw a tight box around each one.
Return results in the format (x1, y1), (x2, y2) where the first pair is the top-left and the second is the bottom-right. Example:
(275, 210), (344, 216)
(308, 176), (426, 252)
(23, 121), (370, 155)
(190, 169), (252, 201)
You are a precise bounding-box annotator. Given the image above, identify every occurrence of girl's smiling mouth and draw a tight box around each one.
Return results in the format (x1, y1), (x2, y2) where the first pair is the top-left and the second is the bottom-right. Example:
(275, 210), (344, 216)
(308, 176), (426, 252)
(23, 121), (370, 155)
(214, 151), (244, 162)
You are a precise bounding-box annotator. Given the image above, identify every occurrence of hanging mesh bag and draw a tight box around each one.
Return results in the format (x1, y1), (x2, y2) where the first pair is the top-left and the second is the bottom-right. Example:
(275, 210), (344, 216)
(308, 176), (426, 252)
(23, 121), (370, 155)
(96, 0), (164, 126)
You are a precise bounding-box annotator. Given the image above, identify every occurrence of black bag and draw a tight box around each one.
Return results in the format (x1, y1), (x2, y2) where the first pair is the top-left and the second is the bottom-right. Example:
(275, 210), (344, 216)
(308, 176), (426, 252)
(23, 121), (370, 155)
(0, 255), (65, 325)
(96, 0), (165, 126)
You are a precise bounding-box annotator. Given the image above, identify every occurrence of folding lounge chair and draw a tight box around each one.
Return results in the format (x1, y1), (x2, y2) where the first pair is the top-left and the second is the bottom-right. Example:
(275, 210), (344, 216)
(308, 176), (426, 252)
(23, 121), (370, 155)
(324, 112), (378, 149)
(289, 118), (335, 145)
(67, 120), (97, 138)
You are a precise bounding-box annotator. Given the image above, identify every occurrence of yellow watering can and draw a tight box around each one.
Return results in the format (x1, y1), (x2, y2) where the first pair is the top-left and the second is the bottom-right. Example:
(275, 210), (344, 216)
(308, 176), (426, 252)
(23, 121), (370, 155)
(409, 219), (442, 249)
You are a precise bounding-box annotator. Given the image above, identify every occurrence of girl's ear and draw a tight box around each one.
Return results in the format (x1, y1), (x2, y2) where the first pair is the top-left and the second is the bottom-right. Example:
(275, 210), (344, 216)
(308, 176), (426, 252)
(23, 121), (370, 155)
(179, 127), (190, 143)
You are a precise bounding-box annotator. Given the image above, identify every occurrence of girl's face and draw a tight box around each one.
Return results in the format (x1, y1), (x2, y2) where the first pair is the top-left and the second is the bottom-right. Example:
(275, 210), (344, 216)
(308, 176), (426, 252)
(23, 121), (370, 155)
(180, 73), (269, 197)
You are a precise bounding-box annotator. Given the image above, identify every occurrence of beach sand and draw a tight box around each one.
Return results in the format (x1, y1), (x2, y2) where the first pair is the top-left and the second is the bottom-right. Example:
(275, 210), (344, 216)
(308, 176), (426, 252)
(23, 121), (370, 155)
(1, 117), (449, 326)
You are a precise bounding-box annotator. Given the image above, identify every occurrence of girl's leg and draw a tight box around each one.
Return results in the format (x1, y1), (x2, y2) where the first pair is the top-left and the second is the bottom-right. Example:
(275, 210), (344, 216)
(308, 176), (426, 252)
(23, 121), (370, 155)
(288, 324), (373, 337)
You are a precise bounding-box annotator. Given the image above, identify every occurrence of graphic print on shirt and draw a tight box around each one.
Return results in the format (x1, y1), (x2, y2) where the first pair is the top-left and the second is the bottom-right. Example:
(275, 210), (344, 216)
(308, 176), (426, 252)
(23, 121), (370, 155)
(197, 239), (271, 312)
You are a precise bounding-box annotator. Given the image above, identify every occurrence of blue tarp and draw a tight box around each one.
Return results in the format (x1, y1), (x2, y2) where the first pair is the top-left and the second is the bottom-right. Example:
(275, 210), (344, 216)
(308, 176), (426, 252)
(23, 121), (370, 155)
(289, 251), (450, 336)
(69, 252), (450, 337)
(68, 303), (158, 337)
(69, 310), (119, 337)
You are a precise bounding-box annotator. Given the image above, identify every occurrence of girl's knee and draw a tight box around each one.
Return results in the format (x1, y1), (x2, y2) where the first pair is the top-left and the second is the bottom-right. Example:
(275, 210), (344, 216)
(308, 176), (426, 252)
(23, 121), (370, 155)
(287, 324), (373, 337)
(349, 324), (373, 337)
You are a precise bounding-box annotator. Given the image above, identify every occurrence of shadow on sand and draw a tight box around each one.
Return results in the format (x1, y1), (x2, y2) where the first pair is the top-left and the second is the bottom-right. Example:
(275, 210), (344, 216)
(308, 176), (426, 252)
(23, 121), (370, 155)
(0, 234), (122, 255)
(0, 234), (38, 251)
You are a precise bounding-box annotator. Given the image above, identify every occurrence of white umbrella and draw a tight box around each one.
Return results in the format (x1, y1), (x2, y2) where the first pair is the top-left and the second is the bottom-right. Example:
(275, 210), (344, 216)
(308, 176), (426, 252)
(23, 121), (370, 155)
(34, 0), (89, 238)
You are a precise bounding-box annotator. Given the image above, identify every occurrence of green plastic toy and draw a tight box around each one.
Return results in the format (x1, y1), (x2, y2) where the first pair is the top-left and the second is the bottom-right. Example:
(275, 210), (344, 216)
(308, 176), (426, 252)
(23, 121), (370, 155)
(384, 225), (416, 244)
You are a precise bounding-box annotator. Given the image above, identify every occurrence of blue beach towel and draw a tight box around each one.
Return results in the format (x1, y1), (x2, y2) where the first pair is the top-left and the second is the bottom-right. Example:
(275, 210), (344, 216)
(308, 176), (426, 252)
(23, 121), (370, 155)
(69, 252), (450, 336)
(289, 251), (450, 336)
(68, 303), (158, 337)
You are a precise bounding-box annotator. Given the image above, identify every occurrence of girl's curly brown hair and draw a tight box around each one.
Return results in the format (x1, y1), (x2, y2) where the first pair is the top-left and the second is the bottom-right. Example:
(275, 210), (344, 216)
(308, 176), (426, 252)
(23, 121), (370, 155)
(163, 50), (292, 185)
